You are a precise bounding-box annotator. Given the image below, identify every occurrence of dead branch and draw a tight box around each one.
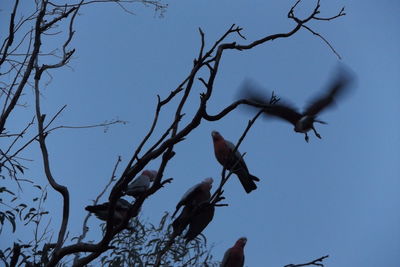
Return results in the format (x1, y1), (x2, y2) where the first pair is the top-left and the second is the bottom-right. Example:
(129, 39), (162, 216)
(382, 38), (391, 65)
(284, 255), (329, 267)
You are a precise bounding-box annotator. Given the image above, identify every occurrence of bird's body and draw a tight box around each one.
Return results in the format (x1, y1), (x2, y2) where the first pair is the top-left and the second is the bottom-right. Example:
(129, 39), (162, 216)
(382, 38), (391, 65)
(85, 198), (132, 224)
(221, 237), (247, 267)
(125, 170), (157, 198)
(184, 202), (215, 241)
(172, 178), (213, 236)
(240, 67), (353, 142)
(212, 131), (259, 193)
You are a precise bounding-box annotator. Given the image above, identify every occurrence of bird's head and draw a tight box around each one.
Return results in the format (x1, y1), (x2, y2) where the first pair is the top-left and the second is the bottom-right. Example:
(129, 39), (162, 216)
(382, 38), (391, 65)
(236, 237), (247, 247)
(142, 170), (158, 182)
(202, 177), (214, 190)
(211, 131), (223, 141)
(203, 177), (213, 184)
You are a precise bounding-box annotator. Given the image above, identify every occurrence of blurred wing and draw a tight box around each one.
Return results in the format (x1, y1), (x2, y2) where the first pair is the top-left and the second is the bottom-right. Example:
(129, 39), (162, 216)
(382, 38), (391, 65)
(237, 79), (271, 105)
(237, 79), (273, 114)
(264, 103), (302, 125)
(237, 79), (301, 125)
(305, 66), (354, 116)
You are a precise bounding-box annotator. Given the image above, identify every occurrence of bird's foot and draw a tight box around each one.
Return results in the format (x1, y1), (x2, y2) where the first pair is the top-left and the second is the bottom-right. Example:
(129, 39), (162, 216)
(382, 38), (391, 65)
(304, 134), (309, 143)
(311, 127), (321, 139)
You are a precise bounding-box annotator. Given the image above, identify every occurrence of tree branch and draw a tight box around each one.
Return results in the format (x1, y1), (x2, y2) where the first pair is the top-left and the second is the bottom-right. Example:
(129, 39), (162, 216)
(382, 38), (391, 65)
(284, 255), (329, 267)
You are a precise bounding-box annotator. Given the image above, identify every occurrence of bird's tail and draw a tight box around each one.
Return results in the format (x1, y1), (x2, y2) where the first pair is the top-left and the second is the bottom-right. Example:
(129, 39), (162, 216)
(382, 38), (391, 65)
(235, 170), (258, 194)
(314, 119), (327, 124)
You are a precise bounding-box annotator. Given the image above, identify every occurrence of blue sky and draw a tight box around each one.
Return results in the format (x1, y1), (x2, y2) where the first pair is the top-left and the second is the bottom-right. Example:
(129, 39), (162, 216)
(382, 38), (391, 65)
(2, 0), (400, 266)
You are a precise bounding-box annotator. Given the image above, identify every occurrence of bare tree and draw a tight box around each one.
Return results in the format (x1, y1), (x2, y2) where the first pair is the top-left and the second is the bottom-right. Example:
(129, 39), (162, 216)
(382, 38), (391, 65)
(0, 0), (345, 266)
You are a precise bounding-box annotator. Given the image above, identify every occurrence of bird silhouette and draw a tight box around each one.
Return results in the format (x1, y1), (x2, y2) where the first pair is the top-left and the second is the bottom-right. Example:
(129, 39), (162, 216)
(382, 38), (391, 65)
(212, 131), (259, 193)
(239, 66), (354, 142)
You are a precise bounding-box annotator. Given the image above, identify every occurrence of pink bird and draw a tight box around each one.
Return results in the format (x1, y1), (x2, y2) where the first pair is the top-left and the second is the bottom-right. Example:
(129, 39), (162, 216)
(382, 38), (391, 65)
(172, 178), (213, 236)
(125, 170), (157, 198)
(184, 202), (215, 241)
(172, 177), (213, 218)
(211, 131), (259, 193)
(85, 199), (132, 224)
(220, 237), (247, 267)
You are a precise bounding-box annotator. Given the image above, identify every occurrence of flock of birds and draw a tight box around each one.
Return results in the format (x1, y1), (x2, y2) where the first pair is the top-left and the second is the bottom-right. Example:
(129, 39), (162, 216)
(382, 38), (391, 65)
(85, 67), (354, 266)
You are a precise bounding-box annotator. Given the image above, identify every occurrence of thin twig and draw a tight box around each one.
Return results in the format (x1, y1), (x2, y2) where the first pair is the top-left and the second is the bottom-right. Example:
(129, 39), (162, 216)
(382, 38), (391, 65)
(284, 255), (329, 267)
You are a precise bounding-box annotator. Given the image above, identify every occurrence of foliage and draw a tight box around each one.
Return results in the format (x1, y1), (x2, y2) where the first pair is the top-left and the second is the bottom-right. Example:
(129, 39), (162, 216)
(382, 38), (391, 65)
(99, 213), (218, 266)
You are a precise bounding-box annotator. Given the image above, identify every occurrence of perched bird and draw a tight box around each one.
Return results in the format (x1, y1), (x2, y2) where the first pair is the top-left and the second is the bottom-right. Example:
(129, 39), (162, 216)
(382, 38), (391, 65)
(239, 67), (354, 142)
(85, 198), (132, 224)
(184, 202), (215, 241)
(172, 177), (213, 218)
(221, 237), (247, 267)
(172, 205), (192, 236)
(172, 178), (213, 235)
(125, 170), (157, 198)
(211, 131), (259, 193)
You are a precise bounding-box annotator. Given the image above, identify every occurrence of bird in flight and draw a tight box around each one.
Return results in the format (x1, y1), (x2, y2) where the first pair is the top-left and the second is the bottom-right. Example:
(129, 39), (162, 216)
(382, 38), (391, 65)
(239, 67), (354, 142)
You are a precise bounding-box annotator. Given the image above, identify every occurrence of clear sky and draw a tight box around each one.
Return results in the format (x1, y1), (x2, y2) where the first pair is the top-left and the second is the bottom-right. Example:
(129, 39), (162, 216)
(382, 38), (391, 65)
(2, 0), (400, 266)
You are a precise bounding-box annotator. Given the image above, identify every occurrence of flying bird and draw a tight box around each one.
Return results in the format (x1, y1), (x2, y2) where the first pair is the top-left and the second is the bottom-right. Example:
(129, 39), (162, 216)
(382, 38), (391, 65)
(211, 131), (259, 193)
(85, 198), (132, 224)
(239, 67), (354, 142)
(221, 237), (247, 267)
(172, 178), (213, 236)
(125, 170), (157, 198)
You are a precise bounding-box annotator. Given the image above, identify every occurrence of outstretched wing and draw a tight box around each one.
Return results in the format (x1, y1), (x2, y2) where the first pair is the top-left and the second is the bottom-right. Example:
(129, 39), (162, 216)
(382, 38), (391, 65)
(238, 79), (301, 125)
(263, 103), (302, 125)
(305, 66), (354, 116)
